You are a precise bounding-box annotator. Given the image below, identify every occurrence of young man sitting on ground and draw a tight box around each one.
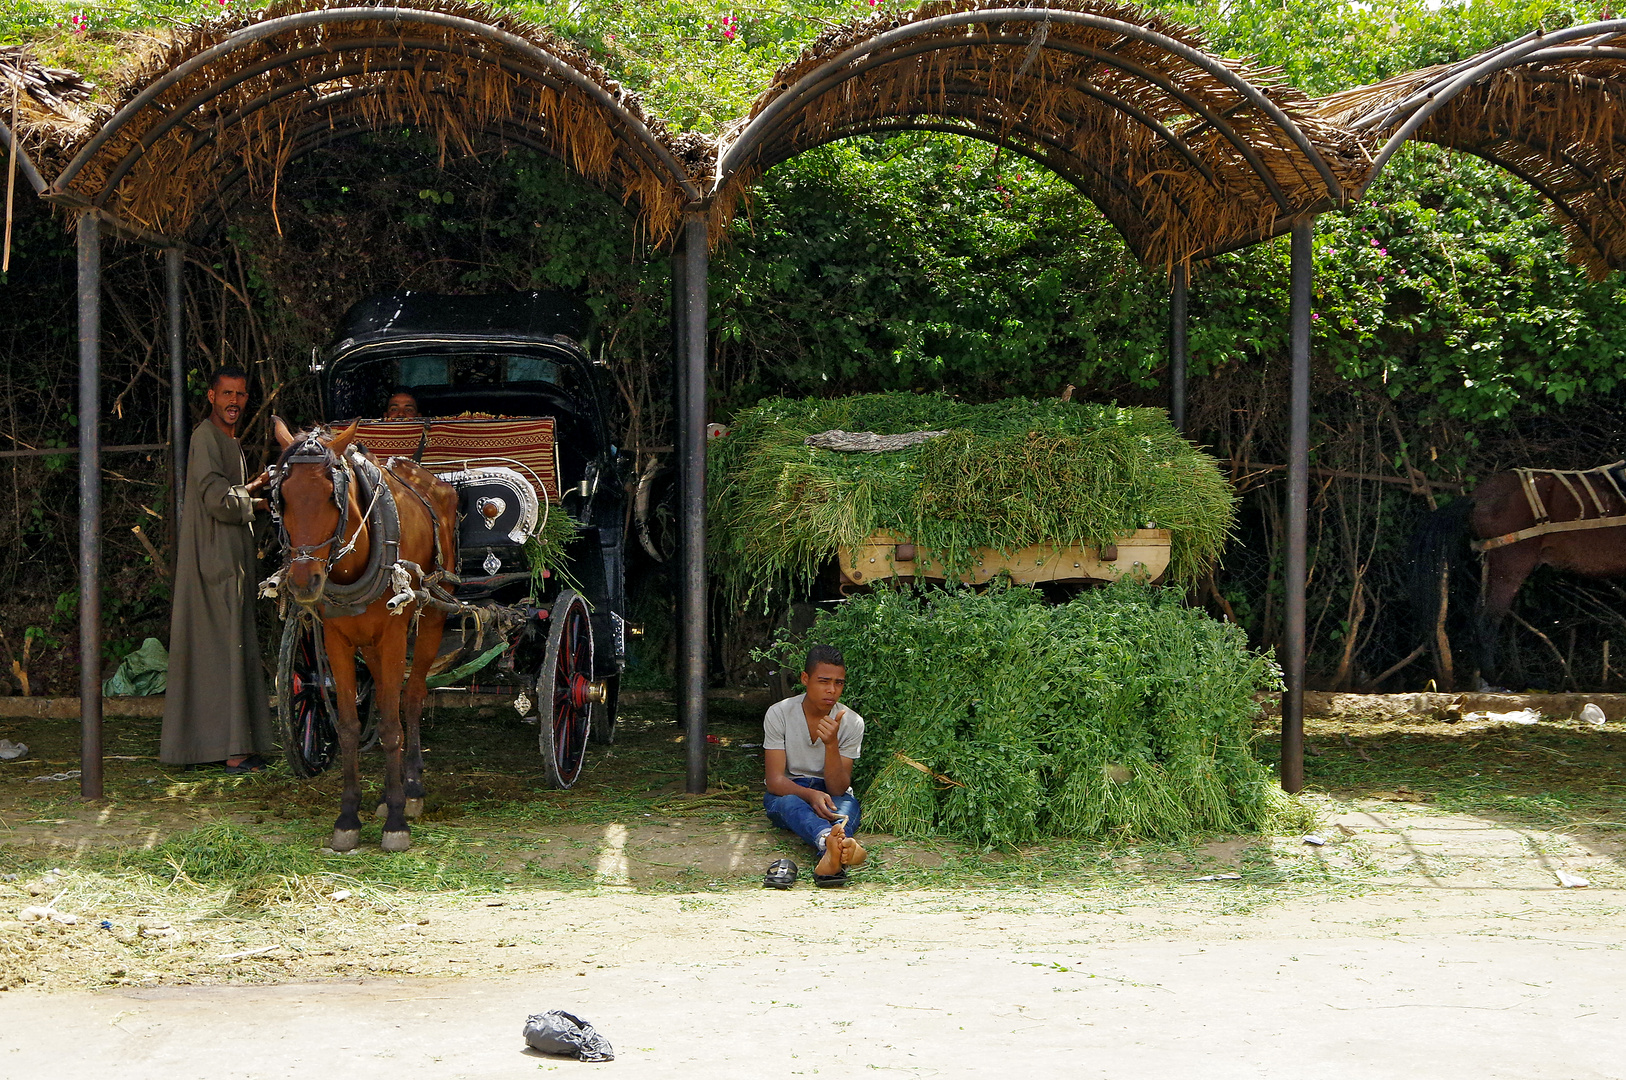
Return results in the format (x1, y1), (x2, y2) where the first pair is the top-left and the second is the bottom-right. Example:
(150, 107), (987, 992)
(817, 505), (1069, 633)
(762, 645), (867, 888)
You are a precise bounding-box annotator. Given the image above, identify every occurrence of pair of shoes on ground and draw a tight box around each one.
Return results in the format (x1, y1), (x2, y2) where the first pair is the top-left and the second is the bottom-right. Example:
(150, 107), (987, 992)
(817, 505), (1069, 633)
(764, 818), (868, 889)
(762, 858), (846, 889)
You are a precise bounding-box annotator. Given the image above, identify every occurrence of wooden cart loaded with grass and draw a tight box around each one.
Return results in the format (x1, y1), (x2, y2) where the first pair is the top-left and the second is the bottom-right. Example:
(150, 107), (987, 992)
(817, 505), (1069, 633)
(838, 529), (1172, 589)
(709, 394), (1232, 606)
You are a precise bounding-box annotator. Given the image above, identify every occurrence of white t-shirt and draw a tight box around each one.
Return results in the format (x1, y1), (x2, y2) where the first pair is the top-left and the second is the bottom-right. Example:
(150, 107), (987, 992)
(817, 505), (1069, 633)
(763, 694), (864, 786)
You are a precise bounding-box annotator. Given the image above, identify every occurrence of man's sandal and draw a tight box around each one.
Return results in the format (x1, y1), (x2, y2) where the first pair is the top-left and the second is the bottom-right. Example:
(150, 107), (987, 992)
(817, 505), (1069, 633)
(813, 869), (849, 888)
(763, 858), (798, 890)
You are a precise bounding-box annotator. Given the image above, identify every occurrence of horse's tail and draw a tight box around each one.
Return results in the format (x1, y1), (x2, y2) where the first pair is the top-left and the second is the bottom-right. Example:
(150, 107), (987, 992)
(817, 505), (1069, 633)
(1408, 496), (1475, 637)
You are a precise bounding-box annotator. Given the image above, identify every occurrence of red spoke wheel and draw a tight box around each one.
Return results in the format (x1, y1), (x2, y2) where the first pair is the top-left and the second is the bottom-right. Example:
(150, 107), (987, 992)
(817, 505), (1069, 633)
(537, 590), (597, 789)
(275, 609), (378, 778)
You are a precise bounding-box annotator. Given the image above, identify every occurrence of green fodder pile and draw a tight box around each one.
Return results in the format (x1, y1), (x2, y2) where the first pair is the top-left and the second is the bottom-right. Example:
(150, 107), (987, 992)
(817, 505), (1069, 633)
(797, 583), (1286, 848)
(709, 393), (1237, 607)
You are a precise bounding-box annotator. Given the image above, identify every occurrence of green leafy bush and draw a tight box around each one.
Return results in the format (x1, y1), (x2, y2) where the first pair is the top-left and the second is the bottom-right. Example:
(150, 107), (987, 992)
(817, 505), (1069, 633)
(789, 582), (1286, 848)
(709, 393), (1238, 607)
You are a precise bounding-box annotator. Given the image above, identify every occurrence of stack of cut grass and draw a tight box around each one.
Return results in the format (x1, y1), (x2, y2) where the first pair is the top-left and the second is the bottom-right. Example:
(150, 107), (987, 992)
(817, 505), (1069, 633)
(793, 582), (1286, 848)
(708, 393), (1237, 607)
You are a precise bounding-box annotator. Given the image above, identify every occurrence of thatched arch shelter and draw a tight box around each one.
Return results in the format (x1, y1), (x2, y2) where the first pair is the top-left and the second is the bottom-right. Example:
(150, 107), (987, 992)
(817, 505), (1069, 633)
(9, 1), (711, 799)
(1316, 20), (1626, 279)
(713, 0), (1371, 269)
(36, 0), (705, 243)
(47, 2), (1626, 800)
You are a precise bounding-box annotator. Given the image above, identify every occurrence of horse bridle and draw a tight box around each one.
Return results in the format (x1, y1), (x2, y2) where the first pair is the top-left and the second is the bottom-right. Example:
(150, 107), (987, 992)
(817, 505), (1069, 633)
(269, 429), (356, 572)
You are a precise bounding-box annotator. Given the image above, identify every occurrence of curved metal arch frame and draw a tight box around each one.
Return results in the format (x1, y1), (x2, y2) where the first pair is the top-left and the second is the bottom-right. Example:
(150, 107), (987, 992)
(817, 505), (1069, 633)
(775, 83), (1205, 230)
(0, 118), (48, 195)
(1347, 43), (1626, 135)
(153, 57), (651, 202)
(715, 8), (1348, 203)
(51, 6), (701, 203)
(759, 119), (1155, 251)
(725, 29), (1295, 211)
(197, 110), (642, 239)
(1019, 35), (1297, 207)
(749, 55), (1223, 193)
(93, 37), (643, 209)
(1449, 135), (1626, 261)
(769, 117), (1155, 228)
(1362, 19), (1626, 191)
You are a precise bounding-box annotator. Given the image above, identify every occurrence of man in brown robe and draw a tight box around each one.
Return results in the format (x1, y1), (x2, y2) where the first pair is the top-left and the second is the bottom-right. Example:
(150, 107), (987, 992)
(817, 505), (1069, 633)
(160, 366), (273, 770)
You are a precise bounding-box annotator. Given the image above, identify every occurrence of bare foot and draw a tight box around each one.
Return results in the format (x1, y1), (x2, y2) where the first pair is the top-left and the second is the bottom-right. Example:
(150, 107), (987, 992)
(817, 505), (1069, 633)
(841, 835), (867, 867)
(816, 820), (845, 876)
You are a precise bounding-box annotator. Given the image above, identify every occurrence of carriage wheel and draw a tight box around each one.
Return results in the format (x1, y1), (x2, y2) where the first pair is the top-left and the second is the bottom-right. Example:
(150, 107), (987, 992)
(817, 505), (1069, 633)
(538, 590), (597, 788)
(275, 609), (377, 778)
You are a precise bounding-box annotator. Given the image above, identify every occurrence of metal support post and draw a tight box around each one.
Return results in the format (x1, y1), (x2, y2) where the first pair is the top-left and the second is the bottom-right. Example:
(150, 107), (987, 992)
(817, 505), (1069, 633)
(166, 247), (185, 528)
(77, 211), (103, 801)
(679, 212), (709, 794)
(1282, 219), (1313, 794)
(1169, 263), (1189, 434)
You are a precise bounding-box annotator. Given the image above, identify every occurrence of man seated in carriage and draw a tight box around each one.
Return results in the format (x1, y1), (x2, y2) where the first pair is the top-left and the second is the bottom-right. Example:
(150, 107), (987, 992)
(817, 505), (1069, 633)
(384, 388), (422, 419)
(761, 645), (868, 888)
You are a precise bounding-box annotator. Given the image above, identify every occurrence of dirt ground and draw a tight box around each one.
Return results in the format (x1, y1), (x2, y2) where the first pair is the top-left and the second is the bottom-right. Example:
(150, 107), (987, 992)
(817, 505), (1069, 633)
(1, 698), (1623, 1077)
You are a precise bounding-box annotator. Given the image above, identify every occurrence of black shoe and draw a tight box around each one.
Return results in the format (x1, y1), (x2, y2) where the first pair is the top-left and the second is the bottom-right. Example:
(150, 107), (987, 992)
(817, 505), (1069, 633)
(763, 858), (798, 889)
(222, 755), (267, 775)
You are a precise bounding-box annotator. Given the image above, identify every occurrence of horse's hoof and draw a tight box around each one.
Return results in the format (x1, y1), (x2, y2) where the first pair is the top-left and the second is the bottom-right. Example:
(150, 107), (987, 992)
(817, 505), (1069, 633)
(329, 829), (360, 852)
(405, 797), (424, 820)
(381, 830), (412, 853)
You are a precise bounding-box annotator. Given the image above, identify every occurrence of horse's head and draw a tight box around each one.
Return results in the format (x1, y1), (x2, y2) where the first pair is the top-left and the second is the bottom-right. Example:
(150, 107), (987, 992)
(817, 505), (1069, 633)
(271, 417), (360, 605)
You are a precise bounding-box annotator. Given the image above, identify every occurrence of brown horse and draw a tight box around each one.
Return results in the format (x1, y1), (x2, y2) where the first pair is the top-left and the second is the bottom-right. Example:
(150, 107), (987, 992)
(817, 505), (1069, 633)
(1414, 463), (1626, 688)
(270, 418), (459, 852)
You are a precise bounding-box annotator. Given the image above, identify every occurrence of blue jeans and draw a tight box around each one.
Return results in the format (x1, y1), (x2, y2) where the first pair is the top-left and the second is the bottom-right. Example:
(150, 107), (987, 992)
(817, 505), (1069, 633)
(764, 778), (862, 852)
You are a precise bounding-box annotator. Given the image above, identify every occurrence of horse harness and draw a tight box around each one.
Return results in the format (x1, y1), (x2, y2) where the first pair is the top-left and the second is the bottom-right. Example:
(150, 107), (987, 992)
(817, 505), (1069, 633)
(265, 431), (461, 619)
(1472, 461), (1626, 552)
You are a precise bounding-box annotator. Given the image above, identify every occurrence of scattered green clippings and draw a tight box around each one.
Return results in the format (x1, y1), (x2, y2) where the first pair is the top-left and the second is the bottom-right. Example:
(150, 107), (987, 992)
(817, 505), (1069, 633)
(523, 505), (581, 596)
(781, 580), (1287, 848)
(709, 393), (1237, 608)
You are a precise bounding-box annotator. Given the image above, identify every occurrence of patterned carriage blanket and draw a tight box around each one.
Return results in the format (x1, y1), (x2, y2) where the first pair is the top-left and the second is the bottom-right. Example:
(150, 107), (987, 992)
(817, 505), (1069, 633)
(350, 416), (559, 503)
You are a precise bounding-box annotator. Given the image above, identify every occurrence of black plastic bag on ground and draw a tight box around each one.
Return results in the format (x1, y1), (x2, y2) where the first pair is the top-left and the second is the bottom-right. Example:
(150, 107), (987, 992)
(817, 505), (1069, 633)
(523, 1010), (615, 1062)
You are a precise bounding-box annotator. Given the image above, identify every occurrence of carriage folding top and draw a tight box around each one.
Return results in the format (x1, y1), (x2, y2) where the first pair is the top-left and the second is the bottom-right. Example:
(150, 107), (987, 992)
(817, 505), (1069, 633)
(318, 290), (622, 599)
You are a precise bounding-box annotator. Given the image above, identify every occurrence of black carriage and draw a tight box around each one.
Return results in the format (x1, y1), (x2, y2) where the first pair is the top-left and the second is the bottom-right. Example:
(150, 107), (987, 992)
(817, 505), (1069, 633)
(274, 291), (631, 788)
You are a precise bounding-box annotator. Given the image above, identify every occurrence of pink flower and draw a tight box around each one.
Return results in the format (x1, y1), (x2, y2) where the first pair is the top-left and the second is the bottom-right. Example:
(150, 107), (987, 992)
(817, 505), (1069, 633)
(1378, 248), (1387, 256)
(1311, 313), (1320, 321)
(1370, 238), (1379, 246)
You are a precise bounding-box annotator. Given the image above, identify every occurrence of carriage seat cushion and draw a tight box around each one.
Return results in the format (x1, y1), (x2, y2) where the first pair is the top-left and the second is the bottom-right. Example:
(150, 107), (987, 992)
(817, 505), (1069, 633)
(351, 416), (559, 503)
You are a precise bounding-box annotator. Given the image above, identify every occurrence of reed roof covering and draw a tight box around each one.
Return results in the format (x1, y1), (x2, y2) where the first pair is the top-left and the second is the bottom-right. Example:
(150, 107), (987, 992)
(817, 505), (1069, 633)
(1315, 23), (1626, 279)
(713, 0), (1372, 268)
(28, 0), (707, 244)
